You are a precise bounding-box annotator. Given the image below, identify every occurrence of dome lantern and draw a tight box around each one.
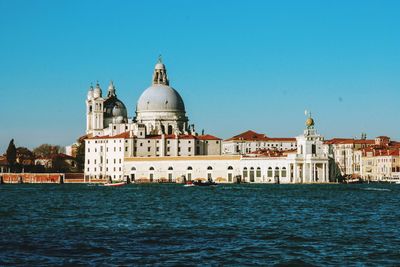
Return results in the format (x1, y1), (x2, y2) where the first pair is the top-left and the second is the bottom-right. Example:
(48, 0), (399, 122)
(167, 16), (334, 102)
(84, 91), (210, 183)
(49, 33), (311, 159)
(152, 55), (169, 86)
(107, 80), (116, 98)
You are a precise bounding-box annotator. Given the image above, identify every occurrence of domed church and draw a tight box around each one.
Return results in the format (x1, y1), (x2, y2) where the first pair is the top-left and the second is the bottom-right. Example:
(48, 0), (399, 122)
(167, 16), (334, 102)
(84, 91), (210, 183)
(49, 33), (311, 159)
(84, 57), (221, 161)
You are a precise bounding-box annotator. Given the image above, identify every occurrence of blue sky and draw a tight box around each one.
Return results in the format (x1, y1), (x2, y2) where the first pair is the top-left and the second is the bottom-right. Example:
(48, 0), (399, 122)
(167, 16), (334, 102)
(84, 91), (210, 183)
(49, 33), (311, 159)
(0, 0), (399, 152)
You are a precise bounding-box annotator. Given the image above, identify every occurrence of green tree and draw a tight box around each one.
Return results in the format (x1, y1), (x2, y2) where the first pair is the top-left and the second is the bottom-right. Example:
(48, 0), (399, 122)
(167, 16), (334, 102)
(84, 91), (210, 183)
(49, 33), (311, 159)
(75, 141), (85, 172)
(33, 144), (61, 157)
(52, 155), (69, 173)
(6, 139), (17, 172)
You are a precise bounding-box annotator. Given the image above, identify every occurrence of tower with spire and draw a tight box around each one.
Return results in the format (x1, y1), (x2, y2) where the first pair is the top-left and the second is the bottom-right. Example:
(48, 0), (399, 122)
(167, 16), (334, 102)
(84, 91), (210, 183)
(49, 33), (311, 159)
(86, 82), (105, 135)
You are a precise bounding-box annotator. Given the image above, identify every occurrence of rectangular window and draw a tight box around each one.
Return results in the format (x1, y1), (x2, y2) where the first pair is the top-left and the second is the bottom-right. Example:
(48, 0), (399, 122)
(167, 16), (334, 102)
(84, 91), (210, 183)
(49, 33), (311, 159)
(148, 147), (151, 152)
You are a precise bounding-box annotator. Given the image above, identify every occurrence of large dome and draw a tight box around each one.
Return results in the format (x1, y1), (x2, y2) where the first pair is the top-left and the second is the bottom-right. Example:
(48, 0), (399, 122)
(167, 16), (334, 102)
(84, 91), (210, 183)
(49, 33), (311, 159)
(136, 84), (185, 112)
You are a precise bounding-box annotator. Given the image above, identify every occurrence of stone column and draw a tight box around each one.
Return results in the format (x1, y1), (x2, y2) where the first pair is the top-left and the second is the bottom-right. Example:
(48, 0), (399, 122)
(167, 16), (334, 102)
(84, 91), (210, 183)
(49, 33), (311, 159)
(160, 134), (165, 157)
(292, 163), (295, 183)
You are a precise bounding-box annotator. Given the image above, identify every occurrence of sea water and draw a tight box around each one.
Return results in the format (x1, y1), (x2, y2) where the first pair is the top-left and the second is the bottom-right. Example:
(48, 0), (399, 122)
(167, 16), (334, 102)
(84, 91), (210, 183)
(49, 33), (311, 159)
(1, 184), (400, 266)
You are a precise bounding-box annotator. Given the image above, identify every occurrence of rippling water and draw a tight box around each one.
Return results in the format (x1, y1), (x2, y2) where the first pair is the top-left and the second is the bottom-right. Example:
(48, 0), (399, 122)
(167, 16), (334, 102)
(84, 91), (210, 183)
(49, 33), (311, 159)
(1, 184), (400, 266)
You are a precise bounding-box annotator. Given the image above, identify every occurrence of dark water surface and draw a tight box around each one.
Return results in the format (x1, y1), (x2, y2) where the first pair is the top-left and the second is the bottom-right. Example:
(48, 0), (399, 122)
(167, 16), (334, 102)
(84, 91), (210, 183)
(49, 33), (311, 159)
(1, 184), (400, 266)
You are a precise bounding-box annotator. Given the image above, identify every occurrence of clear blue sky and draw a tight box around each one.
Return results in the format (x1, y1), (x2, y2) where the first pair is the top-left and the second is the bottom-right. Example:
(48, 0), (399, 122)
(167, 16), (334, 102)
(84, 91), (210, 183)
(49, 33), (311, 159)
(0, 0), (399, 152)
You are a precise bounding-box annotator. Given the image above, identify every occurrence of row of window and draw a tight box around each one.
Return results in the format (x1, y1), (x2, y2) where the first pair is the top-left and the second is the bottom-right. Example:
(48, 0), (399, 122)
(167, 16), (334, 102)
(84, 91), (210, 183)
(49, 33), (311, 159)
(87, 167), (122, 172)
(87, 158), (122, 164)
(87, 146), (125, 153)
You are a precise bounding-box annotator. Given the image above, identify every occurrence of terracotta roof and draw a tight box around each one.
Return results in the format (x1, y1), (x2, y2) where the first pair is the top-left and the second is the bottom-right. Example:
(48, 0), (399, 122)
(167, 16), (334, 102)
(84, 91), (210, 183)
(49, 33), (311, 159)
(0, 156), (8, 165)
(324, 138), (374, 145)
(88, 132), (133, 140)
(225, 130), (295, 142)
(360, 146), (400, 157)
(196, 134), (221, 141)
(225, 130), (268, 141)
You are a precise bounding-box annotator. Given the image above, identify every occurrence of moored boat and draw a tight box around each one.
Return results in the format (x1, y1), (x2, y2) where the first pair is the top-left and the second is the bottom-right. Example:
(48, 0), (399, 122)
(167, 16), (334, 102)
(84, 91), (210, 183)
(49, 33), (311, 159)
(183, 181), (195, 187)
(193, 180), (217, 186)
(102, 182), (126, 187)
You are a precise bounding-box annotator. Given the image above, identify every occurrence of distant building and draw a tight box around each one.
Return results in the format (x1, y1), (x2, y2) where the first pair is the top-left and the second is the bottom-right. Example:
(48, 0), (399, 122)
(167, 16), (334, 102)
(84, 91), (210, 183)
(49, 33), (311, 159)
(222, 130), (297, 155)
(324, 138), (375, 176)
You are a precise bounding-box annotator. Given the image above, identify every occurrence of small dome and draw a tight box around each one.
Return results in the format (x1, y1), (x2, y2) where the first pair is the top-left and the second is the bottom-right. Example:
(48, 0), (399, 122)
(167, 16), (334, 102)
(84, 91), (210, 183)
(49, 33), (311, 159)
(306, 117), (315, 127)
(93, 83), (102, 99)
(87, 88), (94, 100)
(136, 84), (185, 112)
(155, 62), (165, 70)
(104, 96), (128, 126)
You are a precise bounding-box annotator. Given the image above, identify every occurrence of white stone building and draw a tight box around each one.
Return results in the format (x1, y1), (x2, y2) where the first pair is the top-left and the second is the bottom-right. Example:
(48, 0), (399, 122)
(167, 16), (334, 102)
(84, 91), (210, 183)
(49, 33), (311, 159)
(223, 130), (297, 155)
(123, 116), (330, 184)
(84, 58), (221, 180)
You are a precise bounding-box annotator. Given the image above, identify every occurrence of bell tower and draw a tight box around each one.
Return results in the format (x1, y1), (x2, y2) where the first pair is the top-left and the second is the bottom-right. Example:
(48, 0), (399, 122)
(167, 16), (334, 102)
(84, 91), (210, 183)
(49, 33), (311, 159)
(86, 82), (105, 135)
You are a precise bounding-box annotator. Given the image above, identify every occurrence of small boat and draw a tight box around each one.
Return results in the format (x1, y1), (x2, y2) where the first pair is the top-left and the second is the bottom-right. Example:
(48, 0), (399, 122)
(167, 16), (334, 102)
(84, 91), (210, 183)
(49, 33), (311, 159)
(183, 181), (195, 187)
(102, 182), (126, 187)
(193, 180), (217, 186)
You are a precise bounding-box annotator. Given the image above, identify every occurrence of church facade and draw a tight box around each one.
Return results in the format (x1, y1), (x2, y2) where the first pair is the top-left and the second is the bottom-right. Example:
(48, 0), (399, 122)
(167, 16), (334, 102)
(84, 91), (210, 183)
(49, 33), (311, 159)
(83, 58), (330, 183)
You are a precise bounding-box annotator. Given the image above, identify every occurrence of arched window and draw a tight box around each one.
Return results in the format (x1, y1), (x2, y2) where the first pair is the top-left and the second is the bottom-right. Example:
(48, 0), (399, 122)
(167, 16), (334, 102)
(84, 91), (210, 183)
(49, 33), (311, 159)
(149, 167), (154, 182)
(250, 167), (255, 182)
(168, 166), (173, 170)
(168, 125), (173, 135)
(207, 166), (213, 170)
(256, 167), (261, 177)
(186, 166), (192, 181)
(267, 167), (273, 177)
(243, 167), (248, 179)
(275, 167), (280, 178)
(131, 167), (136, 171)
(281, 167), (287, 177)
(227, 166), (233, 182)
